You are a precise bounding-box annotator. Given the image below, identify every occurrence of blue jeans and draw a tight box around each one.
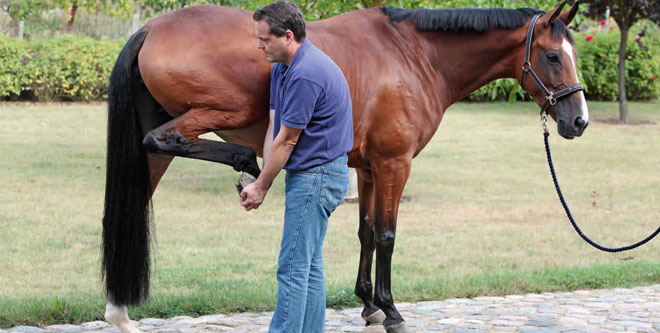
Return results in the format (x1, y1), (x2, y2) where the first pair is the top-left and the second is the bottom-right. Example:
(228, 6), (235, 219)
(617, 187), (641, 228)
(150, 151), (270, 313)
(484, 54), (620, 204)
(269, 154), (349, 333)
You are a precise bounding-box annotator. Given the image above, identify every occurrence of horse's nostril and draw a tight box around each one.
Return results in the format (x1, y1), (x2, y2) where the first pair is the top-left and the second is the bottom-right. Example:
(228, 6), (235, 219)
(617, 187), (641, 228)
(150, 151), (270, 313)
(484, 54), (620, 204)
(574, 117), (585, 129)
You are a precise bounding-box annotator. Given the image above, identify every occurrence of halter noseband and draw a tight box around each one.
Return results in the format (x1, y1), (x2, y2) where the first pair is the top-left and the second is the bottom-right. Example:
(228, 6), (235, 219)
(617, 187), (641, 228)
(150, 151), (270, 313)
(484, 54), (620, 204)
(521, 14), (584, 114)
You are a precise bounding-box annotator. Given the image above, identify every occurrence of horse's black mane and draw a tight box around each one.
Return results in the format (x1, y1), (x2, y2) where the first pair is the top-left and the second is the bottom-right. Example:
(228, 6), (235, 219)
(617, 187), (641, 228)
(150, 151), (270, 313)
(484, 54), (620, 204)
(381, 6), (573, 42)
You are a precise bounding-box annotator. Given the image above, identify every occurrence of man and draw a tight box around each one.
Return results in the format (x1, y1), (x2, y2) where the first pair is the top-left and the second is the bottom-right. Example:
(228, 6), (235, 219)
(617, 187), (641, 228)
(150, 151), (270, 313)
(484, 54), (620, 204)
(240, 1), (353, 332)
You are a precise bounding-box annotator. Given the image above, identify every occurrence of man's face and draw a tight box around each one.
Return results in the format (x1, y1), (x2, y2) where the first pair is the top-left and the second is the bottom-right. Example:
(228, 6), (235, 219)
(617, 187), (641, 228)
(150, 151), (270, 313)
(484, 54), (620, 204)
(255, 19), (288, 63)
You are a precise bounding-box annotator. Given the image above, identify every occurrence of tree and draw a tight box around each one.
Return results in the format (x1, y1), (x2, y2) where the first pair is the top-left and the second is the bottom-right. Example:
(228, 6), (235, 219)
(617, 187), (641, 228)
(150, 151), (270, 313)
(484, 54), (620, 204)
(51, 0), (133, 32)
(1, 0), (52, 39)
(584, 0), (660, 123)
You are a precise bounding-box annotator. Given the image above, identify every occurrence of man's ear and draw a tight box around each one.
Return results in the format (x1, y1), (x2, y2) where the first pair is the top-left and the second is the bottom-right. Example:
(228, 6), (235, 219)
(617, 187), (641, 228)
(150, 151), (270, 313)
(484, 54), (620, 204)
(284, 30), (295, 44)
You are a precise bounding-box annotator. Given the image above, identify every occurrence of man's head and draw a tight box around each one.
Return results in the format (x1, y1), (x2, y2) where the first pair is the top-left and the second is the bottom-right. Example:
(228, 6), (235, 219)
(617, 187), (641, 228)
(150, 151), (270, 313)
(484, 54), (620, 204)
(253, 0), (306, 64)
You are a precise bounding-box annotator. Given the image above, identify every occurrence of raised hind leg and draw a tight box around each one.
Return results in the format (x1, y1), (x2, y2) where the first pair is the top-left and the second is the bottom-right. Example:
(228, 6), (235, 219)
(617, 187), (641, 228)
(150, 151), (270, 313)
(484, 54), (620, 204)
(354, 168), (385, 325)
(142, 108), (260, 178)
(372, 157), (412, 333)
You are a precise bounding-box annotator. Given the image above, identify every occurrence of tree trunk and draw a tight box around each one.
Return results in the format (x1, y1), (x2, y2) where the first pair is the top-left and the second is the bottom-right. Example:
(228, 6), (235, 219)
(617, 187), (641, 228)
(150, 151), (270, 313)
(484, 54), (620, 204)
(130, 5), (141, 35)
(17, 20), (23, 39)
(67, 4), (79, 32)
(618, 23), (629, 123)
(11, 1), (18, 38)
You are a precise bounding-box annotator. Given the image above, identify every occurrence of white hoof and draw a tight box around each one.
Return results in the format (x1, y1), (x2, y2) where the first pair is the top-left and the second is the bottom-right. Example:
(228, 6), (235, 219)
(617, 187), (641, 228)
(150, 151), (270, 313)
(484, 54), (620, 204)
(105, 303), (140, 333)
(362, 309), (385, 325)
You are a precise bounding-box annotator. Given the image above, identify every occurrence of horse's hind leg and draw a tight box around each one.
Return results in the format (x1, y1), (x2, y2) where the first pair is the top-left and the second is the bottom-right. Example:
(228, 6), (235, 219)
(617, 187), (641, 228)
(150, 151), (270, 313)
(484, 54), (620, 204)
(372, 158), (412, 333)
(142, 108), (261, 178)
(354, 168), (385, 325)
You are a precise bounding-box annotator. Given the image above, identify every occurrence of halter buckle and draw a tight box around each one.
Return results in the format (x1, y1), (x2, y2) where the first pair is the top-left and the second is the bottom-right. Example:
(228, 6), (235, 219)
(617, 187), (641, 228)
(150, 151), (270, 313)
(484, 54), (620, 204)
(547, 95), (557, 106)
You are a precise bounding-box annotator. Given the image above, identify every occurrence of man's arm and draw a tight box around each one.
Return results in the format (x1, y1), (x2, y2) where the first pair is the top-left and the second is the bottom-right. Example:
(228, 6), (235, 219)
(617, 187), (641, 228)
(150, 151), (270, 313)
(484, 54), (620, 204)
(262, 109), (275, 166)
(240, 123), (302, 211)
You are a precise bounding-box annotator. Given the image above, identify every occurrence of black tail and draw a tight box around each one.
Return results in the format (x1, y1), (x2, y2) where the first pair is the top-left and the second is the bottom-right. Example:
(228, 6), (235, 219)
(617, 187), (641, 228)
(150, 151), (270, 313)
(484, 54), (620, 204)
(102, 29), (151, 306)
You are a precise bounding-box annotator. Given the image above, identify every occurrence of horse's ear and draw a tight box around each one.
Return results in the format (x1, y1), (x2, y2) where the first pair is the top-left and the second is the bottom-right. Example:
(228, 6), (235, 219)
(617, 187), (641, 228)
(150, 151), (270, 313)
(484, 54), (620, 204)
(559, 1), (580, 26)
(544, 1), (567, 27)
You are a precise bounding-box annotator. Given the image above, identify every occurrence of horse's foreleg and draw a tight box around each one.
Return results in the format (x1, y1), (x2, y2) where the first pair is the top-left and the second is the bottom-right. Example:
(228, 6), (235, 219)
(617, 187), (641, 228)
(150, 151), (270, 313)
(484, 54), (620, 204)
(372, 158), (412, 333)
(354, 169), (385, 325)
(142, 108), (261, 178)
(105, 302), (139, 333)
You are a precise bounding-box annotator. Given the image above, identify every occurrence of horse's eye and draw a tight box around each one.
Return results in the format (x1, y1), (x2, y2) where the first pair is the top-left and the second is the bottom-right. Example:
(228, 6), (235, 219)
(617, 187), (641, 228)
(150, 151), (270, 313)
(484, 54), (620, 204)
(547, 53), (560, 63)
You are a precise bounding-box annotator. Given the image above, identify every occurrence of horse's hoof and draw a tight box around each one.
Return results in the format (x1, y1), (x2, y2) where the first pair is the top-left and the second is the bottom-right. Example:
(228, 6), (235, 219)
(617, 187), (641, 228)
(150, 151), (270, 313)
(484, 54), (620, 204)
(362, 309), (385, 325)
(384, 321), (410, 333)
(236, 172), (256, 196)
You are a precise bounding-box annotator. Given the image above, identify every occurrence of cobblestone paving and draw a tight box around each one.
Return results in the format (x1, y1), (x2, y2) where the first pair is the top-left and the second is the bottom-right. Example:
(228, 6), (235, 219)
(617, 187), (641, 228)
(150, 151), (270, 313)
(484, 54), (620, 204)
(4, 284), (659, 333)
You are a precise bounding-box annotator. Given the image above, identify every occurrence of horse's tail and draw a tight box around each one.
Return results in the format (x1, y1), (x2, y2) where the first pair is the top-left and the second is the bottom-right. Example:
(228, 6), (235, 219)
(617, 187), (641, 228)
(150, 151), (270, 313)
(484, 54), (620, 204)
(102, 28), (152, 306)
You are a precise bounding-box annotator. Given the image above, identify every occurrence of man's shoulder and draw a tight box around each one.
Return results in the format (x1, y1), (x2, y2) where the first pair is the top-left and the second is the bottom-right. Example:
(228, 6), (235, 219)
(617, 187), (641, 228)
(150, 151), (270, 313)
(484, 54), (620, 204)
(292, 43), (342, 84)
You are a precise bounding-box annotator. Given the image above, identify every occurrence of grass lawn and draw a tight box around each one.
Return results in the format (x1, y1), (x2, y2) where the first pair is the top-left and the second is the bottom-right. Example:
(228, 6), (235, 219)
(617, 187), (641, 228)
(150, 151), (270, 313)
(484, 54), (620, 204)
(0, 101), (658, 327)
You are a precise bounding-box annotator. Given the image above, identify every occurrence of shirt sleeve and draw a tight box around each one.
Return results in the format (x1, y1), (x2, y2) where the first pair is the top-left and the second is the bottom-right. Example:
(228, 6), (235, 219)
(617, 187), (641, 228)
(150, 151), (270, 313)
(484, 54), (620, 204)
(280, 78), (323, 129)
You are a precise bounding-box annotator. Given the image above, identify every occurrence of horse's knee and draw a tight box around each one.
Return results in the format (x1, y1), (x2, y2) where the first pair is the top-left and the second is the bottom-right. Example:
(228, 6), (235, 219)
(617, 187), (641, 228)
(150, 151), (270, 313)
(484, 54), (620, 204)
(375, 228), (396, 251)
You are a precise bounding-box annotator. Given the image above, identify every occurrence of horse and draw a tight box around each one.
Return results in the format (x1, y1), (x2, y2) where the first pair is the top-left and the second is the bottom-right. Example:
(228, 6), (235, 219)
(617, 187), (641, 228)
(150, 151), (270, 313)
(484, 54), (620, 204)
(101, 2), (588, 332)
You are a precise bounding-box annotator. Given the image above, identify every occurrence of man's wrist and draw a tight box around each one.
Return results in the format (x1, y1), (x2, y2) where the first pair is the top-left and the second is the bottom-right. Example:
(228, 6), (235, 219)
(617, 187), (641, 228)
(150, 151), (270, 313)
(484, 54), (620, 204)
(253, 178), (271, 191)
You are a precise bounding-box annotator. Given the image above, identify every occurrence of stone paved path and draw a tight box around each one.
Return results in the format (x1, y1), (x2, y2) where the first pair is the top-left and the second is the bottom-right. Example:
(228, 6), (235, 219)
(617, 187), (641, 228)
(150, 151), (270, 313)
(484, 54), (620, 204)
(3, 285), (659, 333)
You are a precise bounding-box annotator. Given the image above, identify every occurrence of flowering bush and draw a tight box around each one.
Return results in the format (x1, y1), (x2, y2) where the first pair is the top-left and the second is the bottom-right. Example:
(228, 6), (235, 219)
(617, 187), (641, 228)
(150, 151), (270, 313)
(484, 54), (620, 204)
(575, 25), (660, 101)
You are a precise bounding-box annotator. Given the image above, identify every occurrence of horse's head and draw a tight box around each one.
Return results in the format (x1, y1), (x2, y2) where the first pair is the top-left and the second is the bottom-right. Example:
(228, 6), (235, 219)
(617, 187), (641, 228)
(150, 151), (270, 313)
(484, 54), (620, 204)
(519, 1), (588, 139)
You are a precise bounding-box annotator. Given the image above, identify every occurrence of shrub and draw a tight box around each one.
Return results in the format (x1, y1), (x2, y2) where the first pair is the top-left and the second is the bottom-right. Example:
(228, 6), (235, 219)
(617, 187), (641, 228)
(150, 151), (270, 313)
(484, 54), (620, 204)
(0, 36), (30, 98)
(0, 35), (124, 102)
(575, 23), (660, 101)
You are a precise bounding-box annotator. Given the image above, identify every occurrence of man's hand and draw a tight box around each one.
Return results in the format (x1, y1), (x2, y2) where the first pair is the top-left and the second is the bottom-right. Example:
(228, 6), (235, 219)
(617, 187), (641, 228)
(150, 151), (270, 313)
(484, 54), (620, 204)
(239, 124), (301, 212)
(240, 181), (268, 211)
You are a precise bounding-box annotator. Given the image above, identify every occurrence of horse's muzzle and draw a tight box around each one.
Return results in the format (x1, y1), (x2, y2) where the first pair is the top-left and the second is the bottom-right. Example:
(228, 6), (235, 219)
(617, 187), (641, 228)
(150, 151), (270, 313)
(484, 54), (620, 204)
(558, 116), (588, 139)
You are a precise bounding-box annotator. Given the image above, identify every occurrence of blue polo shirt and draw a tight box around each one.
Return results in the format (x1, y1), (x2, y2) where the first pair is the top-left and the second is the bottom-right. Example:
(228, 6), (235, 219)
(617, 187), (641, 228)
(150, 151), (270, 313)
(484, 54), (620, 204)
(269, 39), (353, 171)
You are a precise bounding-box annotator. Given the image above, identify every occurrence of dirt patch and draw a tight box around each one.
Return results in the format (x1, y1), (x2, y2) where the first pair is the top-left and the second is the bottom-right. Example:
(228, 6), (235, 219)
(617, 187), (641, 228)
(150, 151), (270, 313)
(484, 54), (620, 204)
(595, 118), (657, 125)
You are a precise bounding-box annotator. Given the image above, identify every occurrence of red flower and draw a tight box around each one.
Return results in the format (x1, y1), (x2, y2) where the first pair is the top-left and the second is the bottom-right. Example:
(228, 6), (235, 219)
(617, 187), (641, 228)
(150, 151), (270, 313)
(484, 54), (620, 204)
(635, 34), (641, 40)
(609, 25), (616, 30)
(586, 35), (595, 42)
(653, 77), (658, 81)
(601, 19), (607, 26)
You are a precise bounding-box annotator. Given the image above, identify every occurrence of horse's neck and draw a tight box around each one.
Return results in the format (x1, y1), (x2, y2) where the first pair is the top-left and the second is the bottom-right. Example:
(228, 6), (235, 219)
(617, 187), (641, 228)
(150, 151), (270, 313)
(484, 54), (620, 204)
(421, 28), (526, 106)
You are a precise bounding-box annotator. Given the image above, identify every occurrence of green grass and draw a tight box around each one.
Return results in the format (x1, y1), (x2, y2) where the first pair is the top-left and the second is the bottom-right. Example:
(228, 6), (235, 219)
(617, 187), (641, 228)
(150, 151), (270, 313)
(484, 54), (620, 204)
(0, 101), (658, 327)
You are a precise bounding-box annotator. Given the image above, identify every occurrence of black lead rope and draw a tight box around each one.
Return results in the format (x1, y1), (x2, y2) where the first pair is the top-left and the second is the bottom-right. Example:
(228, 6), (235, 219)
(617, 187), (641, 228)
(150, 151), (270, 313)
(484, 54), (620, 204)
(543, 128), (660, 252)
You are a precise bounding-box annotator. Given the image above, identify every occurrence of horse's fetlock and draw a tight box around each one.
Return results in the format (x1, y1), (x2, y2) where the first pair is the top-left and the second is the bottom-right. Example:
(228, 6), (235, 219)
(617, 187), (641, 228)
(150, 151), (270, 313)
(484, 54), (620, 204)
(355, 280), (373, 298)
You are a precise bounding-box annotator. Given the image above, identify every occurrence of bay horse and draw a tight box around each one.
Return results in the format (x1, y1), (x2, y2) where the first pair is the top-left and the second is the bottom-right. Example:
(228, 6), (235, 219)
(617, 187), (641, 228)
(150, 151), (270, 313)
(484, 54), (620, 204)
(101, 2), (588, 332)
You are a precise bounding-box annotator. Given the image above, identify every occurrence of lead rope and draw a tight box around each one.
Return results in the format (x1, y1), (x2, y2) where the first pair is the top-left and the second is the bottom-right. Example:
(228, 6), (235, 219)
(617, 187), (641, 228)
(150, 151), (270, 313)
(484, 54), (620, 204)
(541, 114), (660, 252)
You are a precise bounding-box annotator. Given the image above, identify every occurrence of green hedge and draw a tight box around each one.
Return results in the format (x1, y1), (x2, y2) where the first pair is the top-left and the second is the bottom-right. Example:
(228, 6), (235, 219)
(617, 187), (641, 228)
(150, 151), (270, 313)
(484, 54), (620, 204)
(575, 27), (660, 101)
(1, 25), (658, 102)
(0, 35), (124, 101)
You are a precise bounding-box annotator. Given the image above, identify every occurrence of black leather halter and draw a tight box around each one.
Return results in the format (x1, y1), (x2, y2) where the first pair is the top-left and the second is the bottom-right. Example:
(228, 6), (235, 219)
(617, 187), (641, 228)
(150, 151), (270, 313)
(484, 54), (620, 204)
(521, 14), (584, 114)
